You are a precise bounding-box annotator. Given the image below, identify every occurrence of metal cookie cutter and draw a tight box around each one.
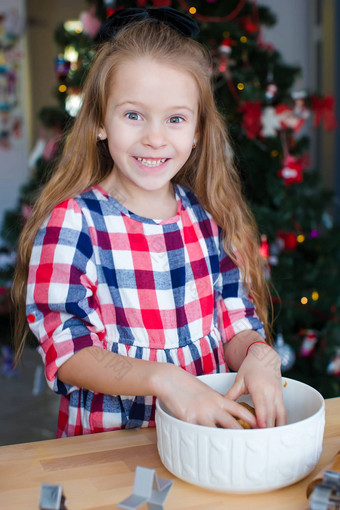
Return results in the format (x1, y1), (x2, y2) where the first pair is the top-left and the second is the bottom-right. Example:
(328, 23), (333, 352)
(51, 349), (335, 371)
(310, 470), (340, 510)
(117, 466), (173, 510)
(39, 484), (67, 510)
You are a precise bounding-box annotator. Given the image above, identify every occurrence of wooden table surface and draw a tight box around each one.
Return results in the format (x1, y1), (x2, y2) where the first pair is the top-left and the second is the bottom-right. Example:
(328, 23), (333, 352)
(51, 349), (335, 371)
(0, 398), (339, 510)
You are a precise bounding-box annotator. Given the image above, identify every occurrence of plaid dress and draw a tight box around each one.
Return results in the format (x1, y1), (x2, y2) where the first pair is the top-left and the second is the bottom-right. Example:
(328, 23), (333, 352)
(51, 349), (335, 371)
(27, 184), (265, 437)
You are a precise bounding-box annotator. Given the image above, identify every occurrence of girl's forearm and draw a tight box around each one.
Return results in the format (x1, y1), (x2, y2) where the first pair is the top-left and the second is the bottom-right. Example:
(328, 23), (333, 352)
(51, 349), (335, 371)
(57, 345), (261, 429)
(223, 330), (271, 371)
(57, 346), (177, 398)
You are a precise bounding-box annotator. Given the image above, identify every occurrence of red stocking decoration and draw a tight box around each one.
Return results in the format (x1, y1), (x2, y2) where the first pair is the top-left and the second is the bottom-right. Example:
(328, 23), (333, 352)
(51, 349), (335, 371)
(278, 154), (303, 185)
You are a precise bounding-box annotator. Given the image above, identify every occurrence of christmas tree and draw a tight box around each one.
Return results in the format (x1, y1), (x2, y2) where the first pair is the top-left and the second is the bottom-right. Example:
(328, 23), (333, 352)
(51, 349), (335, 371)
(0, 105), (71, 373)
(1, 0), (339, 396)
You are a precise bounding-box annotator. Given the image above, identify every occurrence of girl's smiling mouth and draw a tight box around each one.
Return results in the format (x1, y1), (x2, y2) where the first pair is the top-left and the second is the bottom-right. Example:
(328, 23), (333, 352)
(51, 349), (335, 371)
(134, 157), (169, 168)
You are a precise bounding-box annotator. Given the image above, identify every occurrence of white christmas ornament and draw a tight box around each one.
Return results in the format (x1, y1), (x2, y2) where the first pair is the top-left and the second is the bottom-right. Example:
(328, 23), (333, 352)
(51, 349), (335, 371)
(274, 332), (296, 372)
(261, 106), (281, 137)
(327, 350), (340, 376)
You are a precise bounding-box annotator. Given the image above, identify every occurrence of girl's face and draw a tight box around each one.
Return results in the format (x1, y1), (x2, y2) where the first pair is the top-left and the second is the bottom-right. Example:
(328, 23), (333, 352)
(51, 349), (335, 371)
(100, 57), (199, 200)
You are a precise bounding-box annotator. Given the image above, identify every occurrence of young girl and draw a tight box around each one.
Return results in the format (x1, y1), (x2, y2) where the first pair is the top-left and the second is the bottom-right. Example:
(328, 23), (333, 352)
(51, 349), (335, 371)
(13, 7), (286, 437)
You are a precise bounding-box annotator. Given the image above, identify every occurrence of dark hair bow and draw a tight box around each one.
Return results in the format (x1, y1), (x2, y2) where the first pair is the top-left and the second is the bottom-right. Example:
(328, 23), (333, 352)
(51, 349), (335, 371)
(97, 7), (200, 43)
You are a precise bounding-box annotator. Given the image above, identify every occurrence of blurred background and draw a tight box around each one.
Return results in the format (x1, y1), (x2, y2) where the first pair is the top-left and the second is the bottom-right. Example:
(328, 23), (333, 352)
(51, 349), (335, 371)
(0, 0), (339, 446)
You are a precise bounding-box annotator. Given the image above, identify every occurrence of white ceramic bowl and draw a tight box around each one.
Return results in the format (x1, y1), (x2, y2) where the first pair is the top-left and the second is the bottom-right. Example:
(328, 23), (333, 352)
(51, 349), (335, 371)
(155, 373), (325, 493)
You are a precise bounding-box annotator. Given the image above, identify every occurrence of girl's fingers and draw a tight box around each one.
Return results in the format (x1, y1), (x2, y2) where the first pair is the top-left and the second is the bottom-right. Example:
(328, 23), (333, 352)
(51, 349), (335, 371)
(215, 398), (286, 429)
(265, 410), (276, 429)
(251, 398), (267, 428)
(215, 410), (243, 429)
(223, 399), (257, 428)
(260, 398), (276, 428)
(224, 378), (245, 402)
(275, 400), (287, 427)
(186, 396), (257, 429)
(252, 392), (287, 428)
(194, 407), (243, 429)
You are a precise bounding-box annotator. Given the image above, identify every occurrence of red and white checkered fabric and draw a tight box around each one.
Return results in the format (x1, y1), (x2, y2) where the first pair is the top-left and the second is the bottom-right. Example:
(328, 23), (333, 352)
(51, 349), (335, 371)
(27, 184), (265, 436)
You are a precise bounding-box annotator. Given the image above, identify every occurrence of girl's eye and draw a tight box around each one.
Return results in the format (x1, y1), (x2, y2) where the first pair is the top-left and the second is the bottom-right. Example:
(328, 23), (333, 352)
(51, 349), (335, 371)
(168, 116), (184, 124)
(126, 112), (142, 121)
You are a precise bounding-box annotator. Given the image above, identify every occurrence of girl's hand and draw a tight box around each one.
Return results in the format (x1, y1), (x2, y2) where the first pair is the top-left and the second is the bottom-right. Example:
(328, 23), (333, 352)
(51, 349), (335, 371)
(224, 342), (287, 428)
(157, 364), (257, 429)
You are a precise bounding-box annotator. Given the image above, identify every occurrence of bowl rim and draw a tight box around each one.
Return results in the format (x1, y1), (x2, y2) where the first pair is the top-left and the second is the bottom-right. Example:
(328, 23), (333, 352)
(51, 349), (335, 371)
(155, 374), (325, 433)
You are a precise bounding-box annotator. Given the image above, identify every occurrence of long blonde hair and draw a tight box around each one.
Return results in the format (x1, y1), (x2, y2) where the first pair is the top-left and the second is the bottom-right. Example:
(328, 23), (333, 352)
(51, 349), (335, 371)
(13, 20), (272, 362)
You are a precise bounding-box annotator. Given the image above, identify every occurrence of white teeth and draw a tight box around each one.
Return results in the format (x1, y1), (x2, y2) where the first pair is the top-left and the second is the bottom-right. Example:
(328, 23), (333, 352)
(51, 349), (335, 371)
(136, 157), (167, 167)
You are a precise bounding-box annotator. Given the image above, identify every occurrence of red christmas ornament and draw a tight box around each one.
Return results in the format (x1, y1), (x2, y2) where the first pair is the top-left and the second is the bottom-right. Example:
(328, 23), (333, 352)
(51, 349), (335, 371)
(278, 154), (304, 186)
(300, 330), (318, 357)
(259, 234), (271, 280)
(219, 38), (233, 54)
(239, 101), (262, 139)
(240, 15), (259, 34)
(106, 8), (116, 17)
(277, 231), (298, 252)
(259, 234), (269, 259)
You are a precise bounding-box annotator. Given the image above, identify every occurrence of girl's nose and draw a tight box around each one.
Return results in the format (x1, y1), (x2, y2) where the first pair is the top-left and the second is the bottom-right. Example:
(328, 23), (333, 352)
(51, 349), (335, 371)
(141, 123), (167, 149)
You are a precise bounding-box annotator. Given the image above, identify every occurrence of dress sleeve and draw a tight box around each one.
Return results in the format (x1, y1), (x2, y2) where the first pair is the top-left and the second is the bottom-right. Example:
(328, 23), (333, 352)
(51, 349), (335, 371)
(214, 228), (265, 343)
(26, 198), (105, 395)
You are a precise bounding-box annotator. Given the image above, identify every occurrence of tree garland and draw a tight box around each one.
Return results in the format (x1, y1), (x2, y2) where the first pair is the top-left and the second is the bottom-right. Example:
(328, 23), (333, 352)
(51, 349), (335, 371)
(177, 0), (247, 23)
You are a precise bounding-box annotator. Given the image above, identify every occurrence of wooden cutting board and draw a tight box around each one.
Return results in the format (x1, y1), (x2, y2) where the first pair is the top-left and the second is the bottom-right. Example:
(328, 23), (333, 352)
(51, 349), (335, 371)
(307, 450), (340, 498)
